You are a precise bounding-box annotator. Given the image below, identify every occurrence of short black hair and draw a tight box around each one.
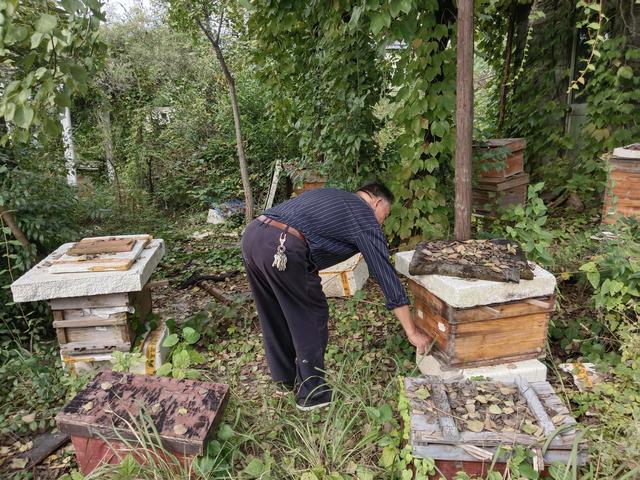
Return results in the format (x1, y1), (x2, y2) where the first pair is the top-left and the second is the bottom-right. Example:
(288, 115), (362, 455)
(357, 181), (394, 203)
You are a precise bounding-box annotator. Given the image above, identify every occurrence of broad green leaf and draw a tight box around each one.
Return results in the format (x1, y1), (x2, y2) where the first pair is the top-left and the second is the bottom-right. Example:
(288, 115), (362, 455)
(3, 102), (16, 122)
(5, 24), (29, 45)
(156, 362), (172, 376)
(35, 14), (58, 34)
(243, 458), (266, 478)
(30, 32), (44, 49)
(217, 423), (234, 440)
(172, 349), (191, 369)
(162, 333), (179, 347)
(13, 105), (34, 129)
(182, 326), (200, 345)
(369, 11), (390, 35)
(617, 66), (634, 79)
(61, 0), (84, 12)
(379, 444), (396, 468)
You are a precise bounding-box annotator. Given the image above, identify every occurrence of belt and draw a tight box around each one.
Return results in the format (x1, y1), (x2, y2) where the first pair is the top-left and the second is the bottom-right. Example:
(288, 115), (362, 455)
(257, 215), (306, 243)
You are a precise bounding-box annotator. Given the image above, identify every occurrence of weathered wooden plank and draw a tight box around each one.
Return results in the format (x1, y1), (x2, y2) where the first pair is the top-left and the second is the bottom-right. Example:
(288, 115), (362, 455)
(53, 311), (67, 345)
(413, 444), (588, 465)
(49, 293), (130, 310)
(68, 238), (136, 256)
(17, 431), (70, 468)
(53, 316), (128, 328)
(49, 240), (146, 273)
(429, 379), (459, 442)
(60, 341), (130, 355)
(517, 379), (556, 436)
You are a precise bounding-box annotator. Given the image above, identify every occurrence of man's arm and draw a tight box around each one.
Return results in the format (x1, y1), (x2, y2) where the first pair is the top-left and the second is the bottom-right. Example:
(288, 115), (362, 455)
(355, 228), (431, 352)
(393, 305), (431, 354)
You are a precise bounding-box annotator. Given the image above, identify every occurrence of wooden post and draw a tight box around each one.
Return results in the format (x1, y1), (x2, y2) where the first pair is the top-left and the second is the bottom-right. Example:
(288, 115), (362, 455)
(454, 0), (474, 241)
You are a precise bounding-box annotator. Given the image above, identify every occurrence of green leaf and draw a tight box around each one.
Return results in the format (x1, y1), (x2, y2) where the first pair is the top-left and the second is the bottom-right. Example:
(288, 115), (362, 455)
(217, 423), (234, 441)
(172, 349), (190, 369)
(13, 105), (34, 129)
(5, 24), (29, 45)
(182, 326), (200, 345)
(61, 0), (84, 12)
(243, 458), (266, 478)
(156, 362), (172, 376)
(301, 473), (319, 480)
(369, 11), (390, 35)
(379, 444), (397, 468)
(617, 66), (634, 79)
(30, 32), (44, 49)
(35, 14), (58, 34)
(162, 333), (179, 347)
(3, 102), (16, 122)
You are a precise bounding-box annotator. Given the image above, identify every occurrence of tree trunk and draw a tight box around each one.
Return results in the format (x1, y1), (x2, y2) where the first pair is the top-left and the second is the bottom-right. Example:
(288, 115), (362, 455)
(196, 17), (254, 224)
(454, 0), (474, 241)
(60, 107), (77, 187)
(0, 206), (33, 255)
(97, 110), (116, 183)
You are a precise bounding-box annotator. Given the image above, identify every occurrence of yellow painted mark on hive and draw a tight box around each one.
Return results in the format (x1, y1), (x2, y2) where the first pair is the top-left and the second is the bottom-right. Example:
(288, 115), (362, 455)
(144, 326), (163, 375)
(340, 272), (351, 296)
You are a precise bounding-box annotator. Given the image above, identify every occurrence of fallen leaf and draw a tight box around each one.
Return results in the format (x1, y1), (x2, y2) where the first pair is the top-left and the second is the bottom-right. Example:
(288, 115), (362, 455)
(521, 423), (538, 435)
(552, 414), (566, 424)
(499, 387), (517, 395)
(414, 387), (431, 400)
(10, 458), (28, 469)
(21, 413), (36, 424)
(18, 441), (32, 453)
(488, 404), (502, 415)
(476, 395), (488, 404)
(178, 407), (187, 415)
(467, 420), (484, 432)
(82, 402), (94, 412)
(100, 382), (113, 390)
(0, 446), (10, 455)
(173, 424), (187, 435)
(150, 403), (161, 415)
(503, 407), (515, 414)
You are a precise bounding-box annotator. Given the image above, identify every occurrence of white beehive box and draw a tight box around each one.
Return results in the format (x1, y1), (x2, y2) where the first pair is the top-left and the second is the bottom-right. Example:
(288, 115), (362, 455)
(60, 322), (171, 375)
(319, 254), (369, 297)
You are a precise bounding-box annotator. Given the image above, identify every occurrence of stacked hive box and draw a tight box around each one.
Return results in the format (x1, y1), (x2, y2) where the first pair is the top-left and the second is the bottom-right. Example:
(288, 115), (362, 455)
(11, 236), (166, 374)
(602, 144), (640, 224)
(395, 250), (556, 380)
(319, 254), (369, 297)
(474, 138), (528, 215)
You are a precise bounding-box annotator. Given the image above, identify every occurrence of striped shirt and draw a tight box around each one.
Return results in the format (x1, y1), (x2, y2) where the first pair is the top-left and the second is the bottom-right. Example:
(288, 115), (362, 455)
(264, 188), (410, 309)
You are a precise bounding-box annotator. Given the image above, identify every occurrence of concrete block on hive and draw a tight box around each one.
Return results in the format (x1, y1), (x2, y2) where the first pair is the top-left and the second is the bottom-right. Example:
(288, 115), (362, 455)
(11, 239), (165, 302)
(319, 253), (369, 297)
(417, 354), (547, 383)
(395, 250), (556, 308)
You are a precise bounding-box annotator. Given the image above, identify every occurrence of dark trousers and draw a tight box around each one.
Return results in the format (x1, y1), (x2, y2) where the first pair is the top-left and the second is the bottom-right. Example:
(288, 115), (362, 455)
(241, 219), (329, 403)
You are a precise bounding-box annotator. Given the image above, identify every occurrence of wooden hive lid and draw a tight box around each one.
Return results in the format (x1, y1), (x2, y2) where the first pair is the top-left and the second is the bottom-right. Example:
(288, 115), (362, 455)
(474, 172), (529, 191)
(56, 370), (229, 455)
(475, 138), (526, 153)
(405, 377), (588, 465)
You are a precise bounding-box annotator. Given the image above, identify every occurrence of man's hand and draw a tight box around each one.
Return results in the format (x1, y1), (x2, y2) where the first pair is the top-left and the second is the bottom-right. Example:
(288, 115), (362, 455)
(407, 329), (432, 355)
(393, 305), (433, 355)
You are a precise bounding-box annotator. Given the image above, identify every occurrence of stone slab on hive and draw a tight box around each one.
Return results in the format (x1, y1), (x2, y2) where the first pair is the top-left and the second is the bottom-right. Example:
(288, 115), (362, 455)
(11, 239), (165, 302)
(416, 354), (547, 383)
(395, 250), (555, 309)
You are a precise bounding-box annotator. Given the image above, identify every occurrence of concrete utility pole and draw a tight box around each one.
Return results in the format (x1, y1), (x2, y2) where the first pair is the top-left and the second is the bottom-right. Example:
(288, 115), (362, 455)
(454, 0), (474, 241)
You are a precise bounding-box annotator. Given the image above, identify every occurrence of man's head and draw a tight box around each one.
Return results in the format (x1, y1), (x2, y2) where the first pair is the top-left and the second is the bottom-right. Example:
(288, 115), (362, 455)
(356, 181), (394, 225)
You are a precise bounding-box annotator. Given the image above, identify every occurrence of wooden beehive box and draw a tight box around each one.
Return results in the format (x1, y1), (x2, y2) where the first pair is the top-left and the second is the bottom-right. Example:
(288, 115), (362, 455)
(408, 279), (554, 368)
(405, 377), (587, 480)
(291, 170), (327, 196)
(602, 145), (640, 224)
(476, 138), (525, 180)
(56, 371), (229, 475)
(319, 253), (369, 297)
(60, 320), (170, 375)
(50, 286), (151, 356)
(473, 172), (529, 215)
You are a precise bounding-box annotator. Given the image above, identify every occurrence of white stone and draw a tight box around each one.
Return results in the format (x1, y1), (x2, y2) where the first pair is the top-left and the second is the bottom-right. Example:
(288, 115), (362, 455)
(11, 239), (165, 302)
(319, 253), (369, 297)
(395, 250), (556, 308)
(207, 208), (225, 224)
(416, 354), (547, 383)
